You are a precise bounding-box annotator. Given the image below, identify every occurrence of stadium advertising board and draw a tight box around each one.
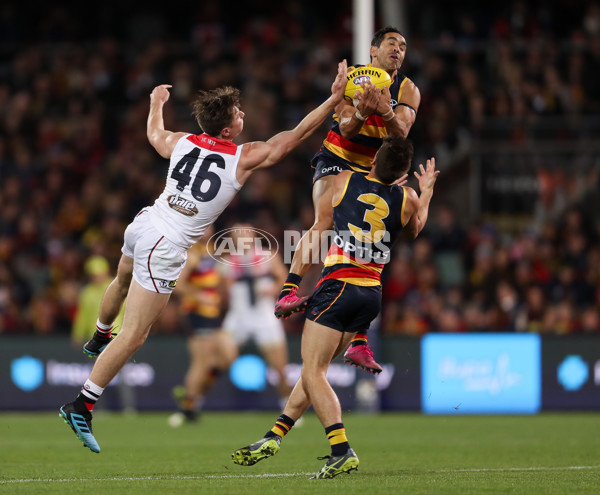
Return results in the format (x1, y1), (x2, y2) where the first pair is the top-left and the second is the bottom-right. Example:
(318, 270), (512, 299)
(421, 333), (542, 414)
(0, 336), (403, 411)
(4, 334), (600, 412)
(378, 337), (421, 410)
(542, 336), (600, 410)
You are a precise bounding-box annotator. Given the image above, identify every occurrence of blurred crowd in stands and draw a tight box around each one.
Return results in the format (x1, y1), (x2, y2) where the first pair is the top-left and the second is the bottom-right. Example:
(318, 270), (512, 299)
(1, 1), (599, 336)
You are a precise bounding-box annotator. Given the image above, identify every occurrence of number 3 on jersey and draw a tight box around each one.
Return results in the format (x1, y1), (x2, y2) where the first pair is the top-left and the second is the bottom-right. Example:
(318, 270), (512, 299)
(348, 193), (390, 243)
(171, 148), (225, 202)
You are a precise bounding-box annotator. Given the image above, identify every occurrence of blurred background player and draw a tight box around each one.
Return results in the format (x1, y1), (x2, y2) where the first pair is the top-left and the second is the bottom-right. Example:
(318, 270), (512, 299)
(234, 137), (438, 478)
(221, 224), (293, 410)
(71, 255), (124, 352)
(71, 256), (135, 413)
(169, 226), (235, 425)
(275, 26), (421, 374)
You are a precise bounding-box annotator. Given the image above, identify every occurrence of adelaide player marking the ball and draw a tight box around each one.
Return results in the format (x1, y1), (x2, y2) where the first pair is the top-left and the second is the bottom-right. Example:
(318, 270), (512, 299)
(275, 26), (421, 375)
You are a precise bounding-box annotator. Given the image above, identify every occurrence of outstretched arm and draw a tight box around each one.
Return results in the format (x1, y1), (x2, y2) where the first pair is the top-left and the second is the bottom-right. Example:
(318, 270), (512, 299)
(147, 84), (187, 158)
(402, 157), (439, 240)
(236, 60), (348, 183)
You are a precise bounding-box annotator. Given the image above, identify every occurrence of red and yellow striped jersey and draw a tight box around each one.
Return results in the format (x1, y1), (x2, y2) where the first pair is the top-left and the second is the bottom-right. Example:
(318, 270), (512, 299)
(317, 64), (412, 173)
(180, 250), (222, 318)
(317, 172), (407, 287)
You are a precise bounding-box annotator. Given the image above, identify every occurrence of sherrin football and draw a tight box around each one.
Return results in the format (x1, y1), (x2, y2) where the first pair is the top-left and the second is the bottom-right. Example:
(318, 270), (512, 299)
(344, 66), (392, 102)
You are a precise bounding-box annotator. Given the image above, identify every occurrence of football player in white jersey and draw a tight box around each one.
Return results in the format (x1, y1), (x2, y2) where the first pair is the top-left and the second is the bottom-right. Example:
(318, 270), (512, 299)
(220, 224), (292, 409)
(59, 60), (348, 454)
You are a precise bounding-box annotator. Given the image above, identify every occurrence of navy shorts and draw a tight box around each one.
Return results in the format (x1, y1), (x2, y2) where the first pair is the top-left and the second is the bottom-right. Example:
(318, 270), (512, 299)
(311, 148), (356, 183)
(185, 313), (222, 337)
(305, 279), (381, 333)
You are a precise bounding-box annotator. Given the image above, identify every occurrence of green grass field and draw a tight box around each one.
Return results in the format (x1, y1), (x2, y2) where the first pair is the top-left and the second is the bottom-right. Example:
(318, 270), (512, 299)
(1, 411), (599, 494)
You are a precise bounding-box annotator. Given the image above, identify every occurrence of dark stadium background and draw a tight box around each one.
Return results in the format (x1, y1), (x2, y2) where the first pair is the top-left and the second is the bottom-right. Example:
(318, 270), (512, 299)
(1, 0), (599, 412)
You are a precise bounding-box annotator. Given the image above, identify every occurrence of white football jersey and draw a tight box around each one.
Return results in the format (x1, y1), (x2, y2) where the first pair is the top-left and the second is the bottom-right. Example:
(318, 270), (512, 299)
(147, 134), (243, 249)
(224, 252), (277, 312)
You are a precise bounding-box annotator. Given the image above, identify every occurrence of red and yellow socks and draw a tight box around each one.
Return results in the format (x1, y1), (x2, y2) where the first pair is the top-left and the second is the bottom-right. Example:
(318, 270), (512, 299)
(264, 414), (295, 439)
(350, 332), (368, 348)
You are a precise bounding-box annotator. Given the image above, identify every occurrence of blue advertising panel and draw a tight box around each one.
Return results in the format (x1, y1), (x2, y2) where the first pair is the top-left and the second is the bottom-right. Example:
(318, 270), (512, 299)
(12, 334), (600, 412)
(421, 333), (541, 414)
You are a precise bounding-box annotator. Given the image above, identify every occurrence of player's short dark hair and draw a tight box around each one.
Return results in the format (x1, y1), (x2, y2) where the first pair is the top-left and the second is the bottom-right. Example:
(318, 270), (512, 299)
(371, 26), (404, 48)
(374, 136), (413, 184)
(191, 86), (240, 137)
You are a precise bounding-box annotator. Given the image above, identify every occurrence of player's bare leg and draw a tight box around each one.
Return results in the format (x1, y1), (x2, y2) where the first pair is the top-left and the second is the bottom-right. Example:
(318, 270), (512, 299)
(172, 334), (216, 423)
(260, 341), (292, 408)
(281, 376), (311, 420)
(275, 175), (335, 318)
(61, 279), (170, 452)
(290, 175), (336, 278)
(83, 255), (132, 357)
(300, 320), (353, 425)
(232, 339), (318, 467)
(301, 319), (359, 478)
(184, 336), (214, 399)
(171, 329), (237, 425)
(98, 255), (132, 325)
(232, 323), (355, 468)
(213, 330), (238, 370)
(88, 280), (171, 388)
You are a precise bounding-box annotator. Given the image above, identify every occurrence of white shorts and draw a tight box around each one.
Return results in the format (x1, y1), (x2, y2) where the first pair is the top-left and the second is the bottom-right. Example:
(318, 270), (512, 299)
(223, 307), (286, 348)
(121, 210), (188, 294)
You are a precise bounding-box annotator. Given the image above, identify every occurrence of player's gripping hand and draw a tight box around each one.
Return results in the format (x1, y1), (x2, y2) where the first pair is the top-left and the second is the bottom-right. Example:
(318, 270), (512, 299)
(376, 85), (394, 116)
(353, 82), (381, 117)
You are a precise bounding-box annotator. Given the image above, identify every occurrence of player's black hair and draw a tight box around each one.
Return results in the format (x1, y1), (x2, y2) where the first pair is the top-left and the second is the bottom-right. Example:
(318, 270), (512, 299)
(191, 86), (240, 137)
(374, 136), (413, 184)
(371, 26), (404, 48)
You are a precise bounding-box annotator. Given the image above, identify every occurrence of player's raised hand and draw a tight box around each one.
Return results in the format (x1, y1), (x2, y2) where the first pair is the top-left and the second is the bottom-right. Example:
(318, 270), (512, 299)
(414, 158), (439, 192)
(331, 60), (348, 102)
(150, 84), (172, 105)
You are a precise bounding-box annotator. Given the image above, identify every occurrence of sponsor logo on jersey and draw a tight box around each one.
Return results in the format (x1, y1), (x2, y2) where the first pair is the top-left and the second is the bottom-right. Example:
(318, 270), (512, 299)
(167, 194), (198, 216)
(333, 232), (391, 264)
(321, 165), (343, 175)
